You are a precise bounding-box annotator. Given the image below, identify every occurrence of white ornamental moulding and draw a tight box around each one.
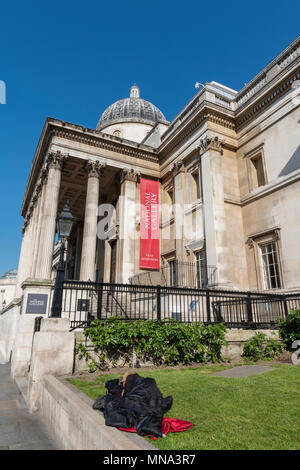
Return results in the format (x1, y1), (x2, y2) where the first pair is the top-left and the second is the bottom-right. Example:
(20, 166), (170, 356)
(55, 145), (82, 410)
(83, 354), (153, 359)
(46, 150), (69, 171)
(40, 166), (49, 185)
(120, 168), (140, 184)
(198, 135), (225, 155)
(51, 128), (159, 164)
(171, 159), (185, 177)
(85, 159), (107, 178)
(246, 238), (254, 249)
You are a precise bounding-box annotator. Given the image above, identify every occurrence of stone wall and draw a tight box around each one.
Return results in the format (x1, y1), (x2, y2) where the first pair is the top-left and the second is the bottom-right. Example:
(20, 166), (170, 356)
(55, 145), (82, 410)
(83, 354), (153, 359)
(40, 375), (155, 450)
(222, 329), (280, 361)
(73, 328), (280, 372)
(0, 300), (20, 363)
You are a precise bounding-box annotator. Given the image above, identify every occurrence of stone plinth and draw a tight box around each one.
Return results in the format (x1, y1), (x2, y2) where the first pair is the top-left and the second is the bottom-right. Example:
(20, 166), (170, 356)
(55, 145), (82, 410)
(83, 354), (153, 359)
(10, 279), (54, 379)
(27, 317), (75, 413)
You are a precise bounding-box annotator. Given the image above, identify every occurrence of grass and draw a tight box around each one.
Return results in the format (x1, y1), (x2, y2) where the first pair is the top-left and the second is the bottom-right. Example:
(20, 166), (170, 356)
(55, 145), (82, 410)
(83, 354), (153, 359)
(67, 363), (300, 450)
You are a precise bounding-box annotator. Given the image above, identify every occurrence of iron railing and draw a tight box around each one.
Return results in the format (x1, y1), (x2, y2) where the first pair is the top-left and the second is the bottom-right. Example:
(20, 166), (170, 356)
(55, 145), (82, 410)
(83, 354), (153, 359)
(129, 261), (217, 288)
(57, 280), (300, 330)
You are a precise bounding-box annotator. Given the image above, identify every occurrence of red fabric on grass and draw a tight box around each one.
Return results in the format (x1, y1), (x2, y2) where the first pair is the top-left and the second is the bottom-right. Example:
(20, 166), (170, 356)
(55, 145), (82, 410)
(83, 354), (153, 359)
(118, 417), (193, 440)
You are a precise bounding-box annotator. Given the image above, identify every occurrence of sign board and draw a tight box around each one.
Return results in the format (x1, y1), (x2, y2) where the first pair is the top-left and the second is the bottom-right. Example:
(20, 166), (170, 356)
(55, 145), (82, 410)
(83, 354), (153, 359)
(25, 294), (48, 314)
(77, 299), (90, 311)
(140, 178), (160, 270)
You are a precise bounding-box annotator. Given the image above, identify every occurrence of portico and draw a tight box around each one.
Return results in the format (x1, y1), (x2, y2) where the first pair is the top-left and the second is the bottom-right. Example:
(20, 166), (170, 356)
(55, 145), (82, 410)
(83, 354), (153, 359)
(15, 117), (160, 297)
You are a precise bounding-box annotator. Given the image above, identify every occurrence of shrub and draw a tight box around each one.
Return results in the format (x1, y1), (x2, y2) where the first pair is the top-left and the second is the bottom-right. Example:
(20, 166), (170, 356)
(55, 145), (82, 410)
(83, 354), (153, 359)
(242, 332), (283, 361)
(277, 309), (300, 350)
(75, 317), (228, 372)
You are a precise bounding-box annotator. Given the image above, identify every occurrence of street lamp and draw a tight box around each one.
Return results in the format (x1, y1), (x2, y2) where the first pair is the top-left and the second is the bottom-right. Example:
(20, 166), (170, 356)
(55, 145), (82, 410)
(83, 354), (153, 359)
(51, 200), (75, 318)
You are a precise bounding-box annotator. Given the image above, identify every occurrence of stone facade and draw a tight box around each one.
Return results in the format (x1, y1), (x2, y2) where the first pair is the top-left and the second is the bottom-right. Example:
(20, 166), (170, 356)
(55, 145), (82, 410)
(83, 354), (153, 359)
(13, 35), (300, 296)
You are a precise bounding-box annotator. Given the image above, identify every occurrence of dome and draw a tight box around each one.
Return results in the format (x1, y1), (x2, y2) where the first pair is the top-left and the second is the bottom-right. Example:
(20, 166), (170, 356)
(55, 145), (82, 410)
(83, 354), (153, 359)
(97, 84), (167, 131)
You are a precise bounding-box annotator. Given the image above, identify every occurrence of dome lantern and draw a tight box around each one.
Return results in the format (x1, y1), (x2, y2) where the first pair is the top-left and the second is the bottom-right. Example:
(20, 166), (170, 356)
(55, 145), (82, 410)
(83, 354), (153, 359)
(130, 83), (140, 98)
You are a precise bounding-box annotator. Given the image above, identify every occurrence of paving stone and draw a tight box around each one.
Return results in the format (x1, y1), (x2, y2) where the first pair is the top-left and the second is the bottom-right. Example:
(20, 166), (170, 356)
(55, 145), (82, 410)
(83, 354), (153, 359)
(0, 400), (19, 410)
(9, 439), (58, 450)
(212, 365), (274, 378)
(0, 363), (60, 450)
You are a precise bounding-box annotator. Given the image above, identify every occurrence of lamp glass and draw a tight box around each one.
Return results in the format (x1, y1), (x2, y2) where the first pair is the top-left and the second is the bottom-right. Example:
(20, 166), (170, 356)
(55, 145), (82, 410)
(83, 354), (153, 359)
(57, 218), (73, 238)
(56, 201), (74, 238)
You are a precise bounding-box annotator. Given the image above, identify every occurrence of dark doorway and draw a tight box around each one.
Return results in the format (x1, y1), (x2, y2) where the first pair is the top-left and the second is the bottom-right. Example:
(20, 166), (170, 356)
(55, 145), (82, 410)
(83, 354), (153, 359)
(110, 240), (117, 283)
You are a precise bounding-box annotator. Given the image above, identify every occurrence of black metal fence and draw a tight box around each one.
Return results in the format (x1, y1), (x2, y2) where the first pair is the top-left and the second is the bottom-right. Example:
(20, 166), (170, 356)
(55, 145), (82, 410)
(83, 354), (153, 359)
(58, 280), (300, 330)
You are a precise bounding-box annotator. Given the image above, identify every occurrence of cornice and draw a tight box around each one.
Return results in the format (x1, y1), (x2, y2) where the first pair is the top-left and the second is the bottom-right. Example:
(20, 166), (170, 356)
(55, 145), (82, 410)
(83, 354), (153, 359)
(159, 66), (300, 159)
(236, 35), (300, 105)
(159, 105), (235, 159)
(247, 227), (280, 248)
(21, 119), (159, 218)
(50, 124), (158, 164)
(236, 67), (300, 130)
(241, 169), (300, 206)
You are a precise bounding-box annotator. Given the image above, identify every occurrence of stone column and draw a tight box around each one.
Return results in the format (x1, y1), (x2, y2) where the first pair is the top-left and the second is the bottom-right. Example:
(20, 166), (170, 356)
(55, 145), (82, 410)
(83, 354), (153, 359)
(35, 151), (67, 279)
(15, 173), (46, 297)
(28, 183), (43, 277)
(80, 160), (106, 281)
(172, 160), (187, 262)
(31, 173), (48, 278)
(14, 222), (31, 298)
(117, 168), (139, 284)
(199, 135), (232, 288)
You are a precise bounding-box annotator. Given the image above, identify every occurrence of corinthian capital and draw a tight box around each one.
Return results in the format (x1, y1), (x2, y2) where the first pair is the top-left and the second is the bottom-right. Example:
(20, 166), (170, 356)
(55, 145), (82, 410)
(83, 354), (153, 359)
(171, 159), (185, 176)
(85, 159), (106, 178)
(120, 167), (140, 184)
(198, 135), (225, 155)
(46, 150), (68, 170)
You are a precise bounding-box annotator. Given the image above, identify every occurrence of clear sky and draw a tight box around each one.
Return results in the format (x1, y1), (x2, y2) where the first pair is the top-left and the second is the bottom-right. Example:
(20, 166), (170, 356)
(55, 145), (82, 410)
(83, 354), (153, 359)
(0, 0), (299, 276)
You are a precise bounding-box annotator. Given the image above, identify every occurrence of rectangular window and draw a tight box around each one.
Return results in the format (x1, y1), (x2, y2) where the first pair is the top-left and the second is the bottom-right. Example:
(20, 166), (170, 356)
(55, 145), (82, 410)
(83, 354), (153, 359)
(259, 242), (282, 289)
(169, 260), (178, 286)
(162, 186), (174, 220)
(195, 250), (207, 288)
(191, 169), (201, 201)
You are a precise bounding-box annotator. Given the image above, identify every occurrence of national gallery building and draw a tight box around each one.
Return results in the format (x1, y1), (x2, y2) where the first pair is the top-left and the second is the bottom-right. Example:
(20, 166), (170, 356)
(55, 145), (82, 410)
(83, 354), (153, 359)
(15, 35), (300, 298)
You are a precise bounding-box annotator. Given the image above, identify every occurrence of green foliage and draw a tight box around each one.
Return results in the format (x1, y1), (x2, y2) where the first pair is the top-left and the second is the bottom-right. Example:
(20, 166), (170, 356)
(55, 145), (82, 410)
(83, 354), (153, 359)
(75, 317), (228, 371)
(242, 332), (283, 361)
(277, 309), (300, 350)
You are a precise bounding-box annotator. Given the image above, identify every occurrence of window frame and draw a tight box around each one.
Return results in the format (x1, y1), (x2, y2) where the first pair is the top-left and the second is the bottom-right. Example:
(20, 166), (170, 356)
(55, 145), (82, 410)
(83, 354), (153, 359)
(194, 249), (208, 288)
(259, 241), (282, 290)
(244, 144), (267, 192)
(247, 229), (283, 291)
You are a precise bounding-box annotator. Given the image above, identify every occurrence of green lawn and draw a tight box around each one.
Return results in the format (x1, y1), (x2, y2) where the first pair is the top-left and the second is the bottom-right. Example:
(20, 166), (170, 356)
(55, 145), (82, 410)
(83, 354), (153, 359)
(67, 363), (300, 450)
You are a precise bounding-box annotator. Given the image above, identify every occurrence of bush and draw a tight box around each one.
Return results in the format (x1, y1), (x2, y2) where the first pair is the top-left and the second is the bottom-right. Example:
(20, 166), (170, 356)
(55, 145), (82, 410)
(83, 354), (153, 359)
(242, 332), (283, 361)
(277, 309), (300, 350)
(76, 317), (228, 372)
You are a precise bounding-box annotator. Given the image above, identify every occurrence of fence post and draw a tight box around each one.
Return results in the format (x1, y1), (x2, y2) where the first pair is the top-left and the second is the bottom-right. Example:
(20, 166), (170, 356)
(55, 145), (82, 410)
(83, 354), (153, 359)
(246, 292), (253, 325)
(283, 296), (289, 318)
(206, 288), (211, 322)
(97, 283), (103, 320)
(156, 285), (161, 321)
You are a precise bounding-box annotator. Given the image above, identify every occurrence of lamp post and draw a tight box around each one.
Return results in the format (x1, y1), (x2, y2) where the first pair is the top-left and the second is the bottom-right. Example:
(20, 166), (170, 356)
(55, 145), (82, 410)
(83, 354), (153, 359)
(51, 200), (75, 318)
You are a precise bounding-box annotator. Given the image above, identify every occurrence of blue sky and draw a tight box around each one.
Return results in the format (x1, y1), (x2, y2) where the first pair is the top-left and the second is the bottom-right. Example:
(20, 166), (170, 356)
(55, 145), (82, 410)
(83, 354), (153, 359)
(0, 0), (299, 275)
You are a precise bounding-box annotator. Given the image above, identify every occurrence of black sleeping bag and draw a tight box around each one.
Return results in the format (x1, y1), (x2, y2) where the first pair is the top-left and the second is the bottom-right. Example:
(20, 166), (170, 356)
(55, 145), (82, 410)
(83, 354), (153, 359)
(93, 373), (173, 438)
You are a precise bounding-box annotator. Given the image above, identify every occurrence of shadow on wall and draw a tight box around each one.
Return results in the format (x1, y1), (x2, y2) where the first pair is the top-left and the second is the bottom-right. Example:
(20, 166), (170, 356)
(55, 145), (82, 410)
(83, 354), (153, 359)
(279, 145), (300, 177)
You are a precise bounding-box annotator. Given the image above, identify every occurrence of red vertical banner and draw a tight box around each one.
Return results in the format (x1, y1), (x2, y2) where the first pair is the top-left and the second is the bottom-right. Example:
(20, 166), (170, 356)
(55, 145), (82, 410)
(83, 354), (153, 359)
(140, 178), (160, 269)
